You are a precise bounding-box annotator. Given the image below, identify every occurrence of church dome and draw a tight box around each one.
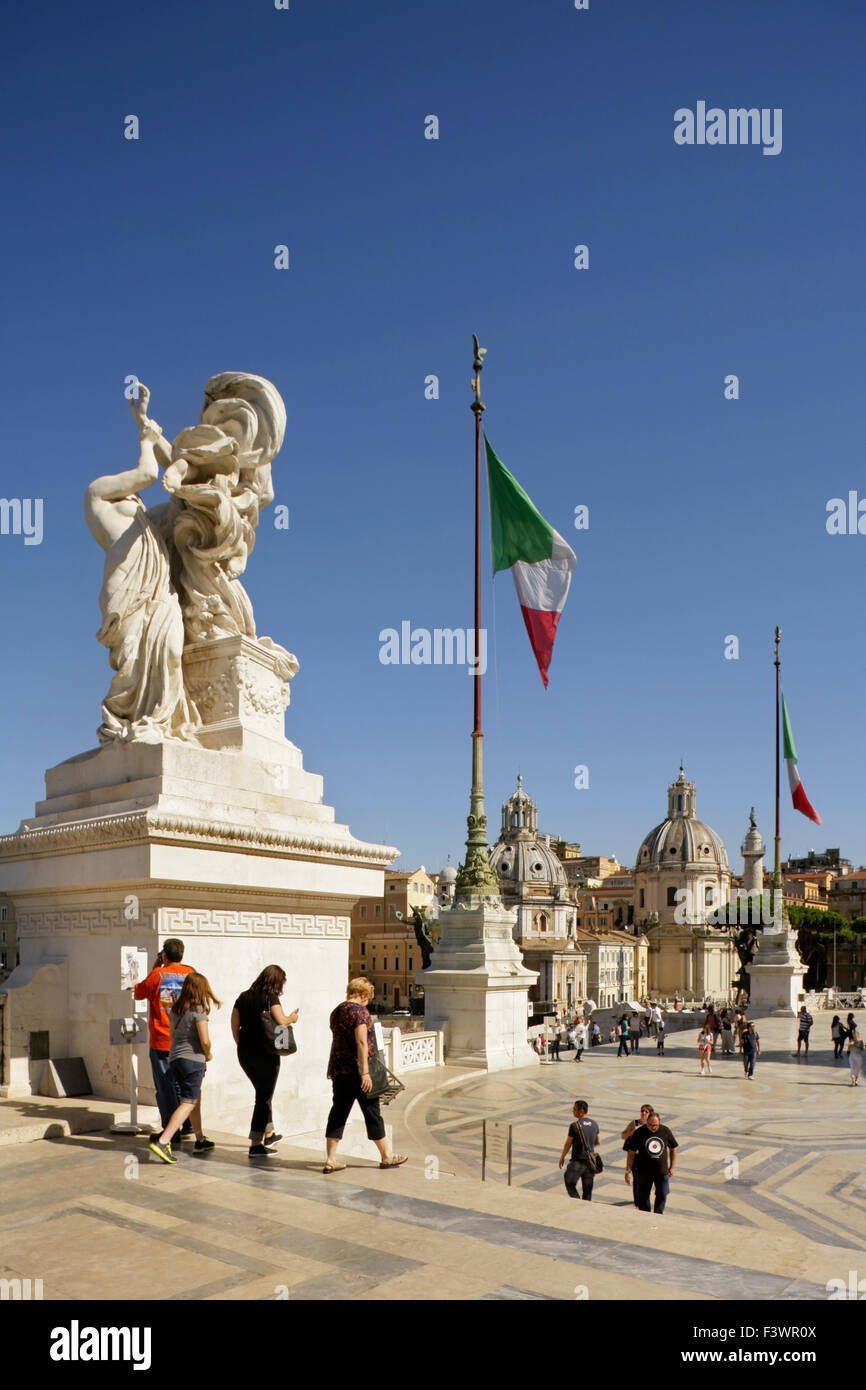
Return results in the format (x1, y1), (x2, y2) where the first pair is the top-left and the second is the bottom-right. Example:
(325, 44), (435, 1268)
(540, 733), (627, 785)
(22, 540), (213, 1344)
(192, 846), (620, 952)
(489, 775), (569, 890)
(635, 768), (729, 872)
(439, 863), (457, 884)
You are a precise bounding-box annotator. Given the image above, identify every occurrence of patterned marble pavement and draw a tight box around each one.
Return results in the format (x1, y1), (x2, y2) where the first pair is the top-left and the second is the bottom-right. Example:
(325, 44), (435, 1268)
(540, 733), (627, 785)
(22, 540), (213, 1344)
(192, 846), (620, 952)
(0, 1015), (861, 1301)
(403, 1014), (866, 1255)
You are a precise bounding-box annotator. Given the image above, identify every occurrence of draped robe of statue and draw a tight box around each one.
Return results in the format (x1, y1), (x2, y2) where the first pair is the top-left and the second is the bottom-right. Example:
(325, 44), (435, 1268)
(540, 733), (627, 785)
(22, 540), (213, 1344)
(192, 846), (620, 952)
(96, 500), (197, 743)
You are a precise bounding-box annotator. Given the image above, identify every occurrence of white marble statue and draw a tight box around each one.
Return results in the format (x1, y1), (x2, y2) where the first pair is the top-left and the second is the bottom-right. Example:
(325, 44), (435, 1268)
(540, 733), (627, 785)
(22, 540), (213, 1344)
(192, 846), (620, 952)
(85, 372), (288, 745)
(85, 387), (197, 745)
(164, 373), (286, 643)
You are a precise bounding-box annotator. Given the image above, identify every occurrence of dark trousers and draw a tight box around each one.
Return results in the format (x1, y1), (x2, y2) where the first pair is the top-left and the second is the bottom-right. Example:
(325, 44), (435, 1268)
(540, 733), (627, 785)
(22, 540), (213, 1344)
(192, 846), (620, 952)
(238, 1048), (280, 1142)
(564, 1160), (594, 1200)
(833, 1037), (844, 1057)
(149, 1047), (189, 1131)
(618, 1036), (630, 1056)
(634, 1170), (670, 1213)
(657, 1038), (665, 1054)
(743, 1051), (756, 1076)
(326, 1072), (386, 1142)
(631, 1034), (639, 1052)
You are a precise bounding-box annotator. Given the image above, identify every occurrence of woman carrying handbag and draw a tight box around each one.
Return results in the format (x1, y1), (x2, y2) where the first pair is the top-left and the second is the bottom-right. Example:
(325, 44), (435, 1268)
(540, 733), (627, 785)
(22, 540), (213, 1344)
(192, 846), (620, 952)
(323, 978), (408, 1173)
(232, 965), (298, 1158)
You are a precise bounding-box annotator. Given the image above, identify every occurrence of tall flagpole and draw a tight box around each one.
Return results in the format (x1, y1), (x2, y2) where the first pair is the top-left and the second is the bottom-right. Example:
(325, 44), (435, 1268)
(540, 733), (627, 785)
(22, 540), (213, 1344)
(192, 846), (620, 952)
(773, 626), (783, 914)
(455, 336), (499, 897)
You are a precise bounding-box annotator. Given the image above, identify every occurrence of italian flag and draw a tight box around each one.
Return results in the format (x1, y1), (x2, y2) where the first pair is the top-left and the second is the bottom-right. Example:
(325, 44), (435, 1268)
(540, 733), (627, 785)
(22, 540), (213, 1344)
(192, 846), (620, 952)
(486, 436), (575, 687)
(782, 692), (822, 824)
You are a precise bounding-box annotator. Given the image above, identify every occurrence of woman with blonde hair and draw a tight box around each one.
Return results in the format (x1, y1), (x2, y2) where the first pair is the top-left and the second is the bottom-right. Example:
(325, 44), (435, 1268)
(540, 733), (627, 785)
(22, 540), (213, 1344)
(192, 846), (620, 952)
(322, 978), (407, 1174)
(149, 972), (221, 1164)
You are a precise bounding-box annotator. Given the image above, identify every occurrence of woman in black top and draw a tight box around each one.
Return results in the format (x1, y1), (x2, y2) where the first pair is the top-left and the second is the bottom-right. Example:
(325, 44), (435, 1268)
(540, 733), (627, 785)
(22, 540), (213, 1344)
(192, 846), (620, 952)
(231, 965), (298, 1158)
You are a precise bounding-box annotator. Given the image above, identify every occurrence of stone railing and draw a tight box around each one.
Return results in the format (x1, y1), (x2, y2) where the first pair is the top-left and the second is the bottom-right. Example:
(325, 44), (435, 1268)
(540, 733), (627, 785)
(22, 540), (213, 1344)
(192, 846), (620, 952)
(381, 1028), (444, 1074)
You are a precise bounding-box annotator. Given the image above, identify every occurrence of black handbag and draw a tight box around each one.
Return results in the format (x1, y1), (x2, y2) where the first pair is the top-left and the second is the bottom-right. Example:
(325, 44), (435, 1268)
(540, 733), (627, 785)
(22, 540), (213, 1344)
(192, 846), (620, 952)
(364, 1050), (405, 1105)
(573, 1116), (603, 1173)
(260, 1008), (297, 1057)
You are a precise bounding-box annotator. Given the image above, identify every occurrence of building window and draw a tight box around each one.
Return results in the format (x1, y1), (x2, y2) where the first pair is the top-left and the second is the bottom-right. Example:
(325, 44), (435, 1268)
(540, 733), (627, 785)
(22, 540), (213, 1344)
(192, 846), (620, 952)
(383, 983), (388, 995)
(0, 931), (5, 945)
(0, 907), (6, 922)
(383, 959), (388, 971)
(667, 887), (678, 907)
(639, 889), (644, 909)
(375, 905), (381, 917)
(389, 906), (397, 919)
(408, 957), (414, 970)
(360, 943), (366, 956)
(704, 886), (714, 906)
(360, 905), (367, 919)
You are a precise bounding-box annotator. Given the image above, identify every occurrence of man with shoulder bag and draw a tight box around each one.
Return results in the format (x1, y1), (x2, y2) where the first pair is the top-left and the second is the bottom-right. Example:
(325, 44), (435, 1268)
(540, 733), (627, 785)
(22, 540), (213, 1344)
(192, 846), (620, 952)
(558, 1099), (603, 1201)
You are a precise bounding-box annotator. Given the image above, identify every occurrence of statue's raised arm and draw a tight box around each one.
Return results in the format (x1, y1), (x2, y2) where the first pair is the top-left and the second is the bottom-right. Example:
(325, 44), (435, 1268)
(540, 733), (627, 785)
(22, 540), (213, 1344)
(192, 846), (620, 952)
(85, 385), (197, 745)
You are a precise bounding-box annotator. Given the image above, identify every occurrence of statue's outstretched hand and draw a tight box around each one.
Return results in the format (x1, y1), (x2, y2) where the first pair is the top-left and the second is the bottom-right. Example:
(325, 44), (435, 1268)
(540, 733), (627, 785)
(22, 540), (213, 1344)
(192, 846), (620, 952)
(129, 384), (151, 429)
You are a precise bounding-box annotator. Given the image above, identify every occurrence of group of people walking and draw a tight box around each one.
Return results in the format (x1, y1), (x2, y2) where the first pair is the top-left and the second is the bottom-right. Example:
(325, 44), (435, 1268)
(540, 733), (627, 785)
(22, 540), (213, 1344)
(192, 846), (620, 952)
(134, 940), (408, 1170)
(558, 1099), (678, 1213)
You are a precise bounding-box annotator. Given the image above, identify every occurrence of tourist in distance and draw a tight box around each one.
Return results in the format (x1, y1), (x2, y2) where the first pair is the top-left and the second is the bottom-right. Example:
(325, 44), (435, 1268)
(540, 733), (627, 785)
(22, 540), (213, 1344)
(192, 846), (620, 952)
(323, 978), (407, 1174)
(794, 1005), (814, 1059)
(831, 1014), (845, 1059)
(134, 938), (194, 1142)
(847, 1016), (863, 1087)
(697, 1025), (714, 1076)
(720, 1009), (735, 1054)
(651, 1002), (663, 1038)
(149, 972), (220, 1164)
(742, 1021), (761, 1079)
(549, 1027), (562, 1061)
(231, 965), (298, 1158)
(656, 1018), (666, 1055)
(617, 1014), (631, 1058)
(630, 1013), (640, 1052)
(621, 1103), (654, 1208)
(591, 1021), (602, 1047)
(558, 1099), (601, 1201)
(734, 1009), (748, 1052)
(624, 1110), (678, 1214)
(573, 1017), (587, 1061)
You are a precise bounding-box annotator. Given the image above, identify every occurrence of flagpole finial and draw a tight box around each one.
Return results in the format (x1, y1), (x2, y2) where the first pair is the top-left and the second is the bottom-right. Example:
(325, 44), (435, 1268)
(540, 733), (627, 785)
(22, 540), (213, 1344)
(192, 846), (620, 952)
(471, 334), (486, 415)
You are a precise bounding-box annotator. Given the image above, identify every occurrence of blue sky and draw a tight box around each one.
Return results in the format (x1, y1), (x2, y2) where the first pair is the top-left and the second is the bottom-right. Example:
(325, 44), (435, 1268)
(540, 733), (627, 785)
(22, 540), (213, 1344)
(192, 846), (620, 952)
(2, 0), (864, 875)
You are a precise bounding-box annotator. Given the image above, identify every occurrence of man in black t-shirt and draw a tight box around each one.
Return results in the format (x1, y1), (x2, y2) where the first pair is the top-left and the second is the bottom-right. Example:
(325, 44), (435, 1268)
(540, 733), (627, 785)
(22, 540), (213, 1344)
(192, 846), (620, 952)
(624, 1110), (678, 1213)
(558, 1100), (601, 1200)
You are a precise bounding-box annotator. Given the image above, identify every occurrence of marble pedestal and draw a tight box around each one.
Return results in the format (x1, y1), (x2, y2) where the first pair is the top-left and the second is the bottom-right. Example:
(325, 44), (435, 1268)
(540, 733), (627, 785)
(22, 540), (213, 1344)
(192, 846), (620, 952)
(0, 635), (397, 1140)
(748, 923), (806, 1017)
(420, 893), (538, 1071)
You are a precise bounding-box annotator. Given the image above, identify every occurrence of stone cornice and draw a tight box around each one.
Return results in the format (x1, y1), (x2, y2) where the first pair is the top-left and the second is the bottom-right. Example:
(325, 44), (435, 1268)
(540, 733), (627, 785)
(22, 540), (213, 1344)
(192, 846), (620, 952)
(0, 809), (398, 868)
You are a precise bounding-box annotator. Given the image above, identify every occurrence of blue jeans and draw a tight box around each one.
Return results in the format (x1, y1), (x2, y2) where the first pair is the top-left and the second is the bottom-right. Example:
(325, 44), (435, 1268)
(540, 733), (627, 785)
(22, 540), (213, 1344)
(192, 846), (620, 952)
(634, 1171), (670, 1213)
(149, 1048), (181, 1129)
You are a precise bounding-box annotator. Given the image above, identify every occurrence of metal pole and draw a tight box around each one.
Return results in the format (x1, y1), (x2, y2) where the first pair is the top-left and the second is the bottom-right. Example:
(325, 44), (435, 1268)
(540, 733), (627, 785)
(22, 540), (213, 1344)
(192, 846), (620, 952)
(773, 627), (782, 919)
(455, 336), (499, 898)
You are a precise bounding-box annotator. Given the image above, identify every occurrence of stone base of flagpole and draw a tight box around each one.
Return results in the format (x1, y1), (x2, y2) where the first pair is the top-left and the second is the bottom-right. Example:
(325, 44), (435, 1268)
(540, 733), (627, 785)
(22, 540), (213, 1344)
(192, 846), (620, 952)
(748, 923), (806, 1016)
(420, 893), (539, 1071)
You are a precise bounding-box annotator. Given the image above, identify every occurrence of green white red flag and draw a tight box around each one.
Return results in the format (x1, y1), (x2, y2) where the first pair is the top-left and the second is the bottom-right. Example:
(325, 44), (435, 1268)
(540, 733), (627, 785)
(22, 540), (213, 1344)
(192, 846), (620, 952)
(485, 436), (575, 687)
(781, 692), (821, 824)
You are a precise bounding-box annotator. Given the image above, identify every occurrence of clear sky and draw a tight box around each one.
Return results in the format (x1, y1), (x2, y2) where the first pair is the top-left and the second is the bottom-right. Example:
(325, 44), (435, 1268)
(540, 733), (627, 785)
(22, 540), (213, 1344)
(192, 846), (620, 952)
(3, 0), (864, 875)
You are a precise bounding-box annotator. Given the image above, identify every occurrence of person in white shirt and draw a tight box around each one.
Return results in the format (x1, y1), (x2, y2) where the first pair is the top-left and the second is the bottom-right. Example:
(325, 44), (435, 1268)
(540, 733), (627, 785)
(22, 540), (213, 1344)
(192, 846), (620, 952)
(574, 1019), (587, 1062)
(697, 1027), (714, 1076)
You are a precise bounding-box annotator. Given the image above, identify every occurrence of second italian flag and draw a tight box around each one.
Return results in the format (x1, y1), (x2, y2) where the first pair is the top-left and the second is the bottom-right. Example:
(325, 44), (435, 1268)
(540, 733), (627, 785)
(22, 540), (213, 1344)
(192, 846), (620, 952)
(782, 692), (822, 825)
(486, 436), (575, 688)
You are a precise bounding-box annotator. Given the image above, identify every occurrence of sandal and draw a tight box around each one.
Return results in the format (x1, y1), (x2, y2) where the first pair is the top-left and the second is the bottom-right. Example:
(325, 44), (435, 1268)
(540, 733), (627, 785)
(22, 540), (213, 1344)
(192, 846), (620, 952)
(379, 1154), (408, 1169)
(322, 1161), (347, 1173)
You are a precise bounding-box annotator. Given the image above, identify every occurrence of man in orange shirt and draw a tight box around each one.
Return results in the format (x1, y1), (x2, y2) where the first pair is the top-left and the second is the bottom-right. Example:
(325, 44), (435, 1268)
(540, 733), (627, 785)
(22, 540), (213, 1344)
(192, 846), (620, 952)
(134, 938), (194, 1135)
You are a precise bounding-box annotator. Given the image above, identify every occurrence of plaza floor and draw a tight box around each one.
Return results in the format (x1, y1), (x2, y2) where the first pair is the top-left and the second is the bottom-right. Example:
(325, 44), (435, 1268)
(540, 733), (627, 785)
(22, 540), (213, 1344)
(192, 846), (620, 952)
(0, 1016), (862, 1301)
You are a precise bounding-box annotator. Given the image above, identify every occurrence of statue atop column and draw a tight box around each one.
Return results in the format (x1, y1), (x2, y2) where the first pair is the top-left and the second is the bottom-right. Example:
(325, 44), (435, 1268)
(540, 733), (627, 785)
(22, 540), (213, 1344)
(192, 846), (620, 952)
(85, 373), (295, 748)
